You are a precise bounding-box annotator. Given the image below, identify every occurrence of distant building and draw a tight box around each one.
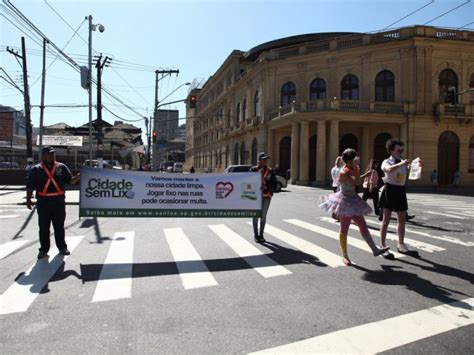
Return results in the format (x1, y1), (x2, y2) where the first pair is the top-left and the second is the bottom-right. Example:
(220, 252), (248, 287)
(178, 123), (186, 140)
(152, 109), (179, 169)
(0, 105), (26, 139)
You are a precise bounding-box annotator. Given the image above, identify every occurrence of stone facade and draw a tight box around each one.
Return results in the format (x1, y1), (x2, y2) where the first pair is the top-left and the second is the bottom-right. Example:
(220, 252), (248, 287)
(185, 26), (474, 186)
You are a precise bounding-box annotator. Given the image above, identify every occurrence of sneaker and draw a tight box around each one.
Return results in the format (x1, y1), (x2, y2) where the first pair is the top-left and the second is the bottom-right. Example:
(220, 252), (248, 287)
(37, 251), (48, 259)
(258, 235), (266, 243)
(373, 246), (390, 256)
(60, 249), (70, 256)
(406, 215), (416, 221)
(381, 250), (395, 260)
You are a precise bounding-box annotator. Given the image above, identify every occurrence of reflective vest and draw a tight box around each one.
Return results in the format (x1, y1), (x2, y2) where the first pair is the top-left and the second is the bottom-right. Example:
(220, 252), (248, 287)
(37, 162), (65, 197)
(259, 166), (273, 198)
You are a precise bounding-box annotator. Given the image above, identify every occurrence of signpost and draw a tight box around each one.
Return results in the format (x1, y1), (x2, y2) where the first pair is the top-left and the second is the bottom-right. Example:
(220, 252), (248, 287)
(80, 169), (262, 218)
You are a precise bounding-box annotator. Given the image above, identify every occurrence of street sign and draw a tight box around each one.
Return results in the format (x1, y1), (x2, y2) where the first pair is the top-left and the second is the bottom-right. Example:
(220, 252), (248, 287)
(38, 135), (83, 147)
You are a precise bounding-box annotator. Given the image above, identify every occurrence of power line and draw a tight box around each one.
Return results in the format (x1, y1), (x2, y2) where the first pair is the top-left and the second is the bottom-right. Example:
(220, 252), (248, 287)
(382, 0), (435, 30)
(423, 0), (471, 25)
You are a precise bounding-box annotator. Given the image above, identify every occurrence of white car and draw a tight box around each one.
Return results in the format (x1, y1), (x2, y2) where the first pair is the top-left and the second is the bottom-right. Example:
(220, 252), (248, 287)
(224, 165), (287, 192)
(173, 162), (183, 173)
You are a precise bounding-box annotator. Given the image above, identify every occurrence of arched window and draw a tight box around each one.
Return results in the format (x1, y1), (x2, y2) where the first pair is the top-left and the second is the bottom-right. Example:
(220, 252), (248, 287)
(281, 81), (296, 106)
(235, 102), (240, 126)
(242, 99), (247, 120)
(251, 138), (258, 165)
(439, 69), (458, 103)
(469, 135), (474, 172)
(375, 70), (395, 102)
(240, 142), (246, 164)
(469, 73), (474, 104)
(225, 145), (229, 167)
(438, 131), (460, 185)
(254, 90), (260, 116)
(339, 133), (359, 154)
(309, 78), (326, 100)
(234, 143), (239, 164)
(226, 108), (231, 128)
(341, 74), (359, 100)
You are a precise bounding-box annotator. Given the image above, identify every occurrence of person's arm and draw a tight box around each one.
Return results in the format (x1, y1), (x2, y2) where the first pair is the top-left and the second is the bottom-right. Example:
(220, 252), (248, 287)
(360, 169), (371, 179)
(382, 160), (410, 173)
(26, 168), (36, 210)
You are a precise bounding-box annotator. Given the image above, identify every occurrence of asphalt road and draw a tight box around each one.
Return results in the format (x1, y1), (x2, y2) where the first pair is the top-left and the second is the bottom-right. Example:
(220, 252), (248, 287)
(0, 185), (473, 354)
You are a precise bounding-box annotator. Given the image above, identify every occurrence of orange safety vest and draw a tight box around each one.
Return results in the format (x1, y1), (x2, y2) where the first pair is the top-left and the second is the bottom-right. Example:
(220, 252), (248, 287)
(37, 162), (65, 197)
(260, 166), (273, 198)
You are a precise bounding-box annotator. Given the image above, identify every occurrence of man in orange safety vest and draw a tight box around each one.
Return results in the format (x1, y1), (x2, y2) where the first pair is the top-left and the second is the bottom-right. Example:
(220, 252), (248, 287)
(26, 146), (80, 259)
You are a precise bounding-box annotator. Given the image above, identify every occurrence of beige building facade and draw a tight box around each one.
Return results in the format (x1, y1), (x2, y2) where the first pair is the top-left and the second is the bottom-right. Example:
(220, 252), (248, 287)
(185, 26), (474, 186)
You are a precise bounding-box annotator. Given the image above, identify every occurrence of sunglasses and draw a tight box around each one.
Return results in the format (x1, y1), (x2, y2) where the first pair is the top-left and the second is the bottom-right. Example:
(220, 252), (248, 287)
(397, 148), (404, 153)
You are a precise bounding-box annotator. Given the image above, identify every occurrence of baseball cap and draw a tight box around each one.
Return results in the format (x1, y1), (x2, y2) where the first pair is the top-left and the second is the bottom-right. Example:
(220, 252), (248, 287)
(258, 152), (270, 160)
(41, 146), (55, 154)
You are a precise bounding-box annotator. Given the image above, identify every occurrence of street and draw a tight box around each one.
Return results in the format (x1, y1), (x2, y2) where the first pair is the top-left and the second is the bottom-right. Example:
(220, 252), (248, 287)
(0, 185), (473, 354)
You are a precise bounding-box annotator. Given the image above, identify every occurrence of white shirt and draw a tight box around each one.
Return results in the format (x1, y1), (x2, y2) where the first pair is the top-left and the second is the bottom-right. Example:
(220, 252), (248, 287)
(382, 156), (408, 186)
(331, 166), (342, 187)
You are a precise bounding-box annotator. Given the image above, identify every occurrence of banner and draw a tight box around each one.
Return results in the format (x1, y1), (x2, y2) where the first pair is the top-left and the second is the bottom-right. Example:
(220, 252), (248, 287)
(79, 168), (262, 218)
(38, 135), (83, 147)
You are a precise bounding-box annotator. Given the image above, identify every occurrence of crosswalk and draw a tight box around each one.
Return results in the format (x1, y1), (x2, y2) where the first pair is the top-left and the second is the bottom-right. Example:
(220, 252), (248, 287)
(407, 194), (474, 220)
(1, 215), (472, 316)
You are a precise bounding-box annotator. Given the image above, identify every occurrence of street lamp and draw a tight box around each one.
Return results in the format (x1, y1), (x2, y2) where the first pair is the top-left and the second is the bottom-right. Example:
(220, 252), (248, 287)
(87, 15), (105, 166)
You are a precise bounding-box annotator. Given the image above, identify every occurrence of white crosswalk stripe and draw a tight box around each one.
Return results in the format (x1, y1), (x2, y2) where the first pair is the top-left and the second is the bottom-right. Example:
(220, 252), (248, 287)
(447, 211), (474, 217)
(263, 224), (342, 268)
(318, 217), (444, 253)
(0, 215), (20, 219)
(91, 232), (134, 303)
(285, 219), (405, 258)
(364, 219), (474, 247)
(209, 224), (292, 278)
(0, 236), (83, 315)
(164, 228), (218, 290)
(424, 211), (467, 220)
(0, 240), (29, 259)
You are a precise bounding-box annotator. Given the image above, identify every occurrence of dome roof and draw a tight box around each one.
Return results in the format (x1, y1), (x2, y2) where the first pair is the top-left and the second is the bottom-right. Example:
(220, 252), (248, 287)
(243, 32), (359, 60)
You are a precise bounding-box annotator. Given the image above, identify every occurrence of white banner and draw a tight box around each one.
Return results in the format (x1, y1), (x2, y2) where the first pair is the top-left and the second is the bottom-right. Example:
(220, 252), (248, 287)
(79, 168), (262, 218)
(38, 135), (83, 147)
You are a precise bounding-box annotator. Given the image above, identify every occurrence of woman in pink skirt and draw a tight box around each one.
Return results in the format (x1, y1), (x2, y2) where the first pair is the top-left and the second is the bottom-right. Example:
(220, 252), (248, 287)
(319, 148), (389, 265)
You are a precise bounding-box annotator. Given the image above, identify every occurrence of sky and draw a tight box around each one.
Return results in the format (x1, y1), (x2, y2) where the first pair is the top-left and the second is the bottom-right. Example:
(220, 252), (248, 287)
(1, 0), (473, 137)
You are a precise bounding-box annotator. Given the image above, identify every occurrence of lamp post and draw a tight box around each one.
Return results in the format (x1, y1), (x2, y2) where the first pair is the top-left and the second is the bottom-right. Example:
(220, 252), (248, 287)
(87, 15), (105, 166)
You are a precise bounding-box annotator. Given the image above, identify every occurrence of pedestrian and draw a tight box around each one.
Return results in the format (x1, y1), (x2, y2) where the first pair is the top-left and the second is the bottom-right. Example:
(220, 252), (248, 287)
(319, 148), (389, 266)
(26, 146), (80, 259)
(25, 158), (34, 178)
(379, 138), (421, 259)
(431, 169), (438, 191)
(361, 159), (381, 216)
(330, 156), (343, 221)
(453, 170), (460, 188)
(190, 166), (195, 174)
(251, 152), (277, 243)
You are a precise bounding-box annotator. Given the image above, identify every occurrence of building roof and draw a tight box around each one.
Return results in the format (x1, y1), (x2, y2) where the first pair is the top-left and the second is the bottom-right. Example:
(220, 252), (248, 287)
(45, 122), (72, 129)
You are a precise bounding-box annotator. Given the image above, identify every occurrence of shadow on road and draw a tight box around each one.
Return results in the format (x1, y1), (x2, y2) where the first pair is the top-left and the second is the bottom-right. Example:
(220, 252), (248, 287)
(12, 206), (36, 240)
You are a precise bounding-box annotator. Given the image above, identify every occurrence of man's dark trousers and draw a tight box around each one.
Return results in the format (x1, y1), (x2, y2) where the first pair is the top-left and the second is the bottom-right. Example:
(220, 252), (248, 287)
(37, 199), (67, 252)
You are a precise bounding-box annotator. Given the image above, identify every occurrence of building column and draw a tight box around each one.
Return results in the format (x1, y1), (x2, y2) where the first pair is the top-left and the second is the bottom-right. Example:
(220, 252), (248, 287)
(298, 121), (309, 183)
(316, 120), (327, 184)
(328, 120), (339, 180)
(290, 121), (300, 184)
(267, 128), (274, 161)
(361, 125), (370, 169)
(400, 121), (408, 156)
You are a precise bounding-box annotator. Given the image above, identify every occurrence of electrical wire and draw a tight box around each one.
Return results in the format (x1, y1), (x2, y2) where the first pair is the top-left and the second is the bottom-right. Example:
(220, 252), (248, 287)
(382, 1), (435, 30)
(423, 0), (471, 25)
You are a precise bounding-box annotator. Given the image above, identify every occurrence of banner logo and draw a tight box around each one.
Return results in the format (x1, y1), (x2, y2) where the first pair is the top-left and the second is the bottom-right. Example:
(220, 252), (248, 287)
(241, 183), (257, 200)
(215, 182), (234, 199)
(85, 178), (135, 199)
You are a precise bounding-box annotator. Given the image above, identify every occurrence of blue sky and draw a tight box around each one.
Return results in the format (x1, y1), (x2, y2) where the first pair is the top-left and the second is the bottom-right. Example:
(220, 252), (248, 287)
(1, 0), (472, 135)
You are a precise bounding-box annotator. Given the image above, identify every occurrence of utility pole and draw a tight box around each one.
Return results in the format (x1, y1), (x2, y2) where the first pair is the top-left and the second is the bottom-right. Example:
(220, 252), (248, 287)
(6, 37), (32, 161)
(95, 54), (112, 168)
(152, 69), (179, 170)
(88, 15), (93, 165)
(38, 38), (47, 162)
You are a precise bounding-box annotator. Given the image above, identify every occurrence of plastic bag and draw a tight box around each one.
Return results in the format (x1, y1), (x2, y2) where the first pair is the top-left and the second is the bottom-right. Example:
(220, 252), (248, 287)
(409, 158), (422, 180)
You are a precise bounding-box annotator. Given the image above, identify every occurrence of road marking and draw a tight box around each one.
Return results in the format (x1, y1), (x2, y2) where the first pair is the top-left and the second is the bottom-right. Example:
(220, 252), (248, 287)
(0, 236), (83, 315)
(91, 232), (134, 303)
(165, 228), (218, 290)
(0, 215), (20, 219)
(251, 298), (474, 354)
(319, 217), (444, 253)
(209, 224), (291, 278)
(365, 219), (474, 247)
(262, 224), (342, 267)
(0, 240), (29, 259)
(424, 211), (466, 220)
(285, 219), (404, 258)
(447, 211), (474, 217)
(0, 209), (29, 212)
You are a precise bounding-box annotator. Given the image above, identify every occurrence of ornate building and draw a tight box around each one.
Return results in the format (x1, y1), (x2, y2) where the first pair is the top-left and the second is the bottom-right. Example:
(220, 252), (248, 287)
(185, 26), (474, 186)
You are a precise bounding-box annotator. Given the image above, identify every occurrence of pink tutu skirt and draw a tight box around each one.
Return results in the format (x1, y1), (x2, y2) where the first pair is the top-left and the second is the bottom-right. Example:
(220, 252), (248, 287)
(319, 191), (372, 217)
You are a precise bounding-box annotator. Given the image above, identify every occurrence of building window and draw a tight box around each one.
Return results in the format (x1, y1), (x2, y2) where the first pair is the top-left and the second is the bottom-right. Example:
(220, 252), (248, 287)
(309, 78), (326, 100)
(234, 143), (239, 164)
(251, 138), (258, 165)
(439, 69), (458, 103)
(227, 108), (231, 128)
(254, 90), (260, 116)
(341, 74), (359, 100)
(470, 73), (474, 104)
(469, 135), (474, 172)
(281, 81), (296, 106)
(242, 99), (247, 120)
(240, 142), (246, 164)
(235, 102), (240, 126)
(375, 70), (395, 102)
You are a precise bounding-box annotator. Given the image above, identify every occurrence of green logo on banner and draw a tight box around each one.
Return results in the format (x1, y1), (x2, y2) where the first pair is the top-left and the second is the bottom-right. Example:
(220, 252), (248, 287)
(85, 178), (135, 198)
(241, 183), (257, 200)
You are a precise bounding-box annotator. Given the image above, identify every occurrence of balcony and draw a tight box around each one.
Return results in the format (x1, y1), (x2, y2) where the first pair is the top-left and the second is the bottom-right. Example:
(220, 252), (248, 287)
(433, 103), (474, 122)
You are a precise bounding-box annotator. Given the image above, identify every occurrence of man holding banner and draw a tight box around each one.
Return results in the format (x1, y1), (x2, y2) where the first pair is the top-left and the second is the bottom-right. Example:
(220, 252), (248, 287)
(26, 146), (80, 259)
(251, 152), (277, 243)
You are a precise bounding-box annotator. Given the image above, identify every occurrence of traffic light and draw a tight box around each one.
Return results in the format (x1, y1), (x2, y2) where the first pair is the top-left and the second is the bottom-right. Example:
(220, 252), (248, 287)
(189, 95), (197, 109)
(152, 131), (157, 143)
(447, 88), (456, 106)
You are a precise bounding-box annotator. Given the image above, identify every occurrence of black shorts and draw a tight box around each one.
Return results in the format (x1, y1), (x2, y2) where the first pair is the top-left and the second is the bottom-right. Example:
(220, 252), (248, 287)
(379, 184), (408, 212)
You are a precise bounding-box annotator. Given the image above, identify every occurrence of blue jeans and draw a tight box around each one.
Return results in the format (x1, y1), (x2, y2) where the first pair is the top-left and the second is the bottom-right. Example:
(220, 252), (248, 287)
(253, 197), (271, 237)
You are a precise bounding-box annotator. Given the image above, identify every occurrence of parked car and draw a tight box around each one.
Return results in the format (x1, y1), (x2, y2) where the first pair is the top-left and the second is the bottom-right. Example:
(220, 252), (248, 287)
(0, 162), (19, 169)
(224, 164), (287, 192)
(104, 160), (122, 169)
(173, 162), (183, 173)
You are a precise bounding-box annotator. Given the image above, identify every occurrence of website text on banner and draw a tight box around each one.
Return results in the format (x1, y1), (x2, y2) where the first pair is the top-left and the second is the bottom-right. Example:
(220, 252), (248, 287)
(79, 168), (262, 218)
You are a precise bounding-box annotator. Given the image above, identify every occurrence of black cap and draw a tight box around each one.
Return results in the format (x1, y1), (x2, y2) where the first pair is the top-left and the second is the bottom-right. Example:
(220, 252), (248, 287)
(258, 152), (270, 160)
(41, 146), (55, 154)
